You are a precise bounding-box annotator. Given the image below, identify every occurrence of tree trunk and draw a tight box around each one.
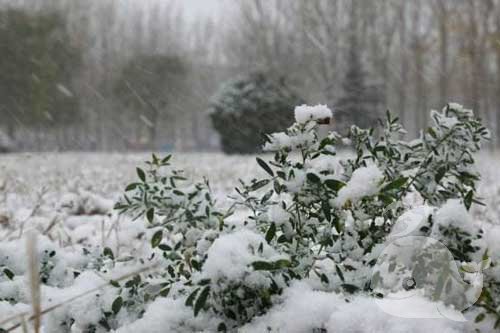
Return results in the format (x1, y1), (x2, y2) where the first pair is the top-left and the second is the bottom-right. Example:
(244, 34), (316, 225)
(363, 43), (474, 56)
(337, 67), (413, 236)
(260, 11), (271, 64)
(496, 11), (500, 147)
(412, 2), (425, 136)
(398, 1), (408, 126)
(437, 0), (448, 106)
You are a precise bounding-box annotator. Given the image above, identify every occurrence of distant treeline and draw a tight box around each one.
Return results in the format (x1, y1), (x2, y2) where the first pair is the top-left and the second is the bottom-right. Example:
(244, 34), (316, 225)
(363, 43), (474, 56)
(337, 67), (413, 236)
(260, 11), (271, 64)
(0, 0), (499, 151)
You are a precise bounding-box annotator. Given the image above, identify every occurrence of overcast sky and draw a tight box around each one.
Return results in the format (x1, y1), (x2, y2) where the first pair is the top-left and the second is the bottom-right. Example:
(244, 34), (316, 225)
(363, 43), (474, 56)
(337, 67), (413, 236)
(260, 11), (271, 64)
(175, 0), (227, 21)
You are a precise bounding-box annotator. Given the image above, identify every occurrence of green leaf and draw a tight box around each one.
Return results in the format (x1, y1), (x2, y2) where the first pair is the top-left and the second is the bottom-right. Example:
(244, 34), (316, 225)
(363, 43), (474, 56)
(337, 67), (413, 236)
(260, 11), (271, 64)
(427, 127), (437, 139)
(251, 261), (275, 271)
(158, 244), (172, 251)
(146, 207), (155, 223)
(381, 177), (408, 191)
(103, 247), (114, 260)
(225, 309), (237, 321)
(161, 155), (172, 163)
(194, 286), (210, 317)
(252, 259), (290, 271)
(109, 280), (120, 288)
(125, 183), (140, 191)
(151, 230), (163, 248)
(385, 110), (392, 122)
(250, 179), (270, 191)
(99, 318), (111, 330)
(306, 173), (321, 183)
(434, 167), (447, 183)
(324, 179), (346, 191)
(464, 190), (474, 210)
(276, 171), (286, 180)
(112, 296), (123, 315)
(160, 287), (171, 297)
(318, 137), (333, 150)
(273, 180), (282, 194)
(475, 313), (485, 323)
(258, 242), (264, 253)
(198, 279), (211, 286)
(256, 157), (274, 177)
(335, 265), (345, 282)
(167, 265), (175, 278)
(185, 288), (200, 307)
(341, 284), (360, 293)
(277, 234), (288, 243)
(191, 259), (201, 271)
(136, 168), (146, 182)
(265, 223), (276, 243)
(378, 193), (394, 205)
(3, 268), (14, 280)
(273, 259), (291, 269)
(217, 322), (227, 332)
(261, 190), (273, 204)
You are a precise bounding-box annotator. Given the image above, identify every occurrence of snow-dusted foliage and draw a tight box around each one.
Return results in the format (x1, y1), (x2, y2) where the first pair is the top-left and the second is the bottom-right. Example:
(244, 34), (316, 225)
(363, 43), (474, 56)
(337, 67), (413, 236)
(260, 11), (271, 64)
(209, 72), (303, 154)
(2, 103), (500, 332)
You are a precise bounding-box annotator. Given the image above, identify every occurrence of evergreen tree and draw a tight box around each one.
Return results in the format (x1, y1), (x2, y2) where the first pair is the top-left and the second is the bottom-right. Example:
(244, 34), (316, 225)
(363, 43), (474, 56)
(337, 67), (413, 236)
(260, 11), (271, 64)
(209, 72), (303, 154)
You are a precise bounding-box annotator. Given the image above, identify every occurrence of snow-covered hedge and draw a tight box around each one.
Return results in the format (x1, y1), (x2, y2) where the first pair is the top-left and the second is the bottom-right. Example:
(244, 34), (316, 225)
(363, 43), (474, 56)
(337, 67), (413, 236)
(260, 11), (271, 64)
(209, 72), (303, 154)
(2, 103), (499, 333)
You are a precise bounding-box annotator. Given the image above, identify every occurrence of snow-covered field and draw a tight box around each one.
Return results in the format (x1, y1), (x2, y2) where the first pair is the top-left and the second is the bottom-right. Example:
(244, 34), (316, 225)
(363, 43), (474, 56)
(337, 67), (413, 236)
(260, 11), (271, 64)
(0, 152), (499, 332)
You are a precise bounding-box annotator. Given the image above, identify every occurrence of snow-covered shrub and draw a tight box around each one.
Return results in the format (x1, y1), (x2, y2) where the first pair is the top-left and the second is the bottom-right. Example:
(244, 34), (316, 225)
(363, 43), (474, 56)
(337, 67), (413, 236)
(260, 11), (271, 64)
(237, 103), (490, 311)
(347, 104), (490, 207)
(114, 154), (228, 320)
(112, 104), (496, 329)
(5, 103), (495, 332)
(198, 229), (290, 326)
(209, 71), (303, 154)
(111, 103), (498, 331)
(114, 154), (290, 328)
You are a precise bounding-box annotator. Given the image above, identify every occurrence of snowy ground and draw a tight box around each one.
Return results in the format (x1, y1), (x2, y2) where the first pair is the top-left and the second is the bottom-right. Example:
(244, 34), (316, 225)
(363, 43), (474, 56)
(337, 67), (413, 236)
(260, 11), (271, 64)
(0, 152), (259, 202)
(2, 151), (498, 227)
(0, 152), (499, 332)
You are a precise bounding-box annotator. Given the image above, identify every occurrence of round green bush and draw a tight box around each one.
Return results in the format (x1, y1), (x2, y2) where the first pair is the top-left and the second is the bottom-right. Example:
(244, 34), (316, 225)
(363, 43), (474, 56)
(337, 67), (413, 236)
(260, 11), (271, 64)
(209, 72), (303, 154)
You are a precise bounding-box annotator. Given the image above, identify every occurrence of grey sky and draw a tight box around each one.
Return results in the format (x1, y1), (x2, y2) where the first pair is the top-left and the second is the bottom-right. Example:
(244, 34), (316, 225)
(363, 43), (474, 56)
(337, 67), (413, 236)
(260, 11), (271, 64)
(175, 0), (227, 21)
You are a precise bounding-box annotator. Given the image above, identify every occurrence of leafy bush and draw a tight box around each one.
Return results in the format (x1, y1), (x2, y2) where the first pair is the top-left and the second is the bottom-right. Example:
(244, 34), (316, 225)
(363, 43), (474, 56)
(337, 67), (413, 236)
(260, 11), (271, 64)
(5, 103), (498, 332)
(112, 103), (499, 331)
(209, 72), (303, 154)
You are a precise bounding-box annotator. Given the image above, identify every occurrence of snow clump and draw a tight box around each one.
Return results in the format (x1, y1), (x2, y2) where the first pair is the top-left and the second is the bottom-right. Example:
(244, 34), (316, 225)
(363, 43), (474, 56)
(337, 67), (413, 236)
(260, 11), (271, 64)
(334, 164), (384, 207)
(294, 104), (333, 124)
